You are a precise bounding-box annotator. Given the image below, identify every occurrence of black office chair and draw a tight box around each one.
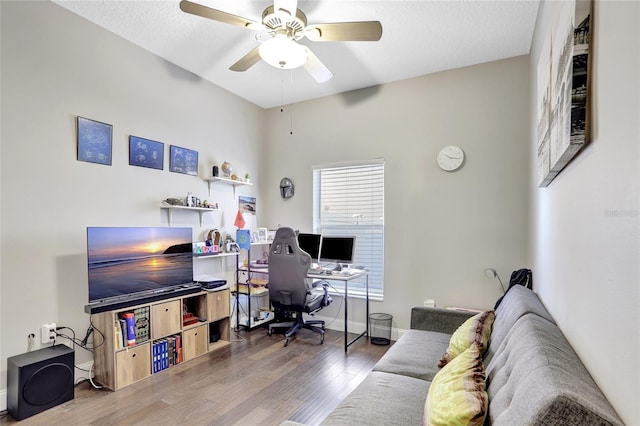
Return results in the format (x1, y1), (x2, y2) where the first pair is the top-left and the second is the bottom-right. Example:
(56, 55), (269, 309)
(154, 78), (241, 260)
(267, 227), (332, 347)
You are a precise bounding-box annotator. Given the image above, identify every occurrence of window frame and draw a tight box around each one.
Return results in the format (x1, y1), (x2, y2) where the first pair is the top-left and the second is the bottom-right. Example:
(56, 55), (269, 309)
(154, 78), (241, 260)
(312, 159), (385, 301)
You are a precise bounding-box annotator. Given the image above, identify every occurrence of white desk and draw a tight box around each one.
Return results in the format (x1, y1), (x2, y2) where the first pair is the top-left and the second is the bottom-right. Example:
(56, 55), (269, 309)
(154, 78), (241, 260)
(307, 270), (370, 352)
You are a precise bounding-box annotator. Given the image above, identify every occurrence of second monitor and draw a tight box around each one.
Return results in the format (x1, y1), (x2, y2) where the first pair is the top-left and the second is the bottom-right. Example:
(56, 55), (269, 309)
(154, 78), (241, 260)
(319, 236), (355, 270)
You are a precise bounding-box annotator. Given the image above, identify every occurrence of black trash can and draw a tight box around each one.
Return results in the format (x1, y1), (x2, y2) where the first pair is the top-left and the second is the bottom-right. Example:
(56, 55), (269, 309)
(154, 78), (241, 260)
(369, 313), (392, 345)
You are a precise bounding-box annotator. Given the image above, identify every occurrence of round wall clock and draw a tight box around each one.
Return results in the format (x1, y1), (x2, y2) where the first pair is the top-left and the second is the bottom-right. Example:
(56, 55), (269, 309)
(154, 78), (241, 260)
(436, 145), (465, 171)
(279, 177), (295, 199)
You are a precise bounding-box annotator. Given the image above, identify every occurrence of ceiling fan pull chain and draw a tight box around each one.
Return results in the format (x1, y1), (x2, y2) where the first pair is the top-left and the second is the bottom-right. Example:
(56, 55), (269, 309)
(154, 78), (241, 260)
(280, 77), (284, 112)
(290, 104), (294, 135)
(289, 71), (294, 135)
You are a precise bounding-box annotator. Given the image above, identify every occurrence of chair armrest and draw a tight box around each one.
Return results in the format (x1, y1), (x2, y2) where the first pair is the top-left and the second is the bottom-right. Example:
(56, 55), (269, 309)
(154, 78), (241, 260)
(410, 307), (475, 333)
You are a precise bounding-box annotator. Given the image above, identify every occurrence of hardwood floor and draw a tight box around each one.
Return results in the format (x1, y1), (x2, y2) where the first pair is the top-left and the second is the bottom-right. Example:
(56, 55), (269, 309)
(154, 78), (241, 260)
(1, 328), (392, 426)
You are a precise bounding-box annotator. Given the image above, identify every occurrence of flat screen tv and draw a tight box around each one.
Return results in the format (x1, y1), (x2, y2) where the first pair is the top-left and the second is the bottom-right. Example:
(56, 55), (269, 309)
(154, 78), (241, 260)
(87, 227), (194, 303)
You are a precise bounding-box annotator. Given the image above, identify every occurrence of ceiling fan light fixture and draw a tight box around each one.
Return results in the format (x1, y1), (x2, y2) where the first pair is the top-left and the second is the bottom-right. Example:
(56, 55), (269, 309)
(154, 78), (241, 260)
(258, 34), (307, 69)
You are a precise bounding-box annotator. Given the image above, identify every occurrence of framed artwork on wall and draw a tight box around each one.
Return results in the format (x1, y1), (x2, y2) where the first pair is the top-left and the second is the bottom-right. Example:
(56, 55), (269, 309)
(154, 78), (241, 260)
(536, 0), (593, 187)
(129, 135), (164, 170)
(169, 145), (198, 176)
(77, 116), (112, 166)
(239, 196), (256, 215)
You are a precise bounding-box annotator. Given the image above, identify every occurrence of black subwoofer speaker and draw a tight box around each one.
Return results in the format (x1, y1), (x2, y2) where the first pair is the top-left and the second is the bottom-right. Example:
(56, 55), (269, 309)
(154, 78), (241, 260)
(7, 345), (75, 420)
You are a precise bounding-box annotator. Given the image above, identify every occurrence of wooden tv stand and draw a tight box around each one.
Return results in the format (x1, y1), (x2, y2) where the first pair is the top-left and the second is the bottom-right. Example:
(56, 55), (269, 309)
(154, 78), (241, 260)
(91, 288), (230, 390)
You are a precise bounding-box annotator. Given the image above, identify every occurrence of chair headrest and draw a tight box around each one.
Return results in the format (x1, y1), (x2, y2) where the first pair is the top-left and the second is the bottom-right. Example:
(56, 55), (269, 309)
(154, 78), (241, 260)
(273, 227), (296, 241)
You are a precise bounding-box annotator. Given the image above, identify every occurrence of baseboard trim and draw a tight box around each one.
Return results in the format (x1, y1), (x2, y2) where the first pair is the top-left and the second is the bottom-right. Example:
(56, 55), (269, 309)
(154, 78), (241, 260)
(0, 324), (405, 413)
(74, 360), (95, 385)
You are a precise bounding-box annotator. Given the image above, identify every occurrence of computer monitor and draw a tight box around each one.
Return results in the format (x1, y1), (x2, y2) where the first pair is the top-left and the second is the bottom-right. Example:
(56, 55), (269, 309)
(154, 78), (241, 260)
(319, 236), (355, 268)
(297, 233), (322, 262)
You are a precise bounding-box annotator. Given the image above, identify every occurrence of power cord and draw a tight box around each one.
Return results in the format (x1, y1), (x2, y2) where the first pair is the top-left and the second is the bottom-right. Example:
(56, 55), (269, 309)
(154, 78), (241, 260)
(52, 318), (105, 390)
(230, 292), (246, 340)
(317, 280), (344, 328)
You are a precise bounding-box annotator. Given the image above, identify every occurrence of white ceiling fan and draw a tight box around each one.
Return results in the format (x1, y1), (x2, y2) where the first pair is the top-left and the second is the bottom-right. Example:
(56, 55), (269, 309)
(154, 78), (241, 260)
(179, 0), (383, 83)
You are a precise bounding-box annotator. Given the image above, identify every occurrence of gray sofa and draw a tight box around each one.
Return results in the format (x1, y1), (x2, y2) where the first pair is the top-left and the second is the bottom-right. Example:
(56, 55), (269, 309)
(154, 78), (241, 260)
(319, 286), (624, 425)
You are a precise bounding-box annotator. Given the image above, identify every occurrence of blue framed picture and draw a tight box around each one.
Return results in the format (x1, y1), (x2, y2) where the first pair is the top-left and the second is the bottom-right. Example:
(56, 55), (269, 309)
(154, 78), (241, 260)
(77, 116), (112, 165)
(169, 145), (198, 176)
(129, 135), (164, 170)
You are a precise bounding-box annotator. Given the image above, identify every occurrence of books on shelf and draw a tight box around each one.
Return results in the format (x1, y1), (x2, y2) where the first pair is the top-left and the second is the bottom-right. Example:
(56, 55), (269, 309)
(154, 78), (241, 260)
(121, 313), (136, 346)
(118, 319), (127, 348)
(114, 321), (124, 350)
(152, 335), (182, 373)
(134, 306), (150, 342)
(182, 313), (199, 326)
(153, 340), (167, 373)
(114, 309), (152, 350)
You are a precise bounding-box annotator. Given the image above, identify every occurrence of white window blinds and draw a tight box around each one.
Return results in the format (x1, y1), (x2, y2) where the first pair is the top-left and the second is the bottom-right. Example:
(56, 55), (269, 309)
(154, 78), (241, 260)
(313, 160), (385, 300)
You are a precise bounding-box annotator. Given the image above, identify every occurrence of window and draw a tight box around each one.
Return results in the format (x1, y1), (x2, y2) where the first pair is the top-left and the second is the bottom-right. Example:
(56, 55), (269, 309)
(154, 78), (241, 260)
(313, 160), (385, 300)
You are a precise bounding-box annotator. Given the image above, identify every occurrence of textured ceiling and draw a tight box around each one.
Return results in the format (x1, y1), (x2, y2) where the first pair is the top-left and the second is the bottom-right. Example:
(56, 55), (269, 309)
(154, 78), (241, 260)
(52, 0), (540, 109)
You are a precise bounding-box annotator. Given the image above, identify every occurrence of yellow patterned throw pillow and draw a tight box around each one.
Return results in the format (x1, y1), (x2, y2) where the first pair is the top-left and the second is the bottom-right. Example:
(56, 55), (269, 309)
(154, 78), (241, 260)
(438, 310), (495, 368)
(425, 343), (488, 426)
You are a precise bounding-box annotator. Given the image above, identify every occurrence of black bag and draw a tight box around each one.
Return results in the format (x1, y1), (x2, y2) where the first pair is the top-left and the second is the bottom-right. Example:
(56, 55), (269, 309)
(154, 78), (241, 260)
(509, 268), (532, 290)
(494, 268), (532, 309)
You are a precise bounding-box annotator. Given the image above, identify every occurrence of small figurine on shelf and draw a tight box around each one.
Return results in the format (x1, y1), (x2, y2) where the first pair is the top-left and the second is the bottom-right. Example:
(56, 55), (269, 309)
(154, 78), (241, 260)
(186, 192), (194, 207)
(245, 173), (250, 183)
(164, 198), (184, 206)
(202, 200), (218, 209)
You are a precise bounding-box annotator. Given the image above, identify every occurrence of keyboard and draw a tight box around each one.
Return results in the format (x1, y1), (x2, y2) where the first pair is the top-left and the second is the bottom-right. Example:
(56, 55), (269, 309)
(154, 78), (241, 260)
(331, 269), (362, 276)
(309, 268), (365, 276)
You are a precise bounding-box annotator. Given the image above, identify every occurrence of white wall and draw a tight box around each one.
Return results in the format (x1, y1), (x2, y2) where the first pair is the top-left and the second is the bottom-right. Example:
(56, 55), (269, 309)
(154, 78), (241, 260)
(0, 0), (262, 401)
(4, 0), (634, 422)
(529, 1), (639, 423)
(260, 56), (531, 332)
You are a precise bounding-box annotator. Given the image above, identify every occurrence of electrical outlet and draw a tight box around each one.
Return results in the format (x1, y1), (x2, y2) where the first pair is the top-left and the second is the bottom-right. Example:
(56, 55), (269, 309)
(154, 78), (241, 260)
(41, 322), (56, 344)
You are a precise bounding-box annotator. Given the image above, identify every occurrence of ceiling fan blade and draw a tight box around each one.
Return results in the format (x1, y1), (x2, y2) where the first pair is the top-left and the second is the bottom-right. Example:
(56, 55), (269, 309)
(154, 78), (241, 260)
(229, 46), (261, 72)
(303, 47), (333, 83)
(306, 21), (382, 42)
(273, 0), (298, 17)
(180, 0), (259, 29)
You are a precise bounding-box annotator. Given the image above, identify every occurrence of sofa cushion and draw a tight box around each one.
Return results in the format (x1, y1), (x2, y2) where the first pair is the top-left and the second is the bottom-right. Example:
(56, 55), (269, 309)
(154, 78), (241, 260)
(410, 306), (475, 333)
(485, 314), (624, 426)
(320, 371), (430, 426)
(438, 310), (495, 367)
(484, 285), (555, 366)
(372, 329), (450, 381)
(425, 343), (488, 426)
